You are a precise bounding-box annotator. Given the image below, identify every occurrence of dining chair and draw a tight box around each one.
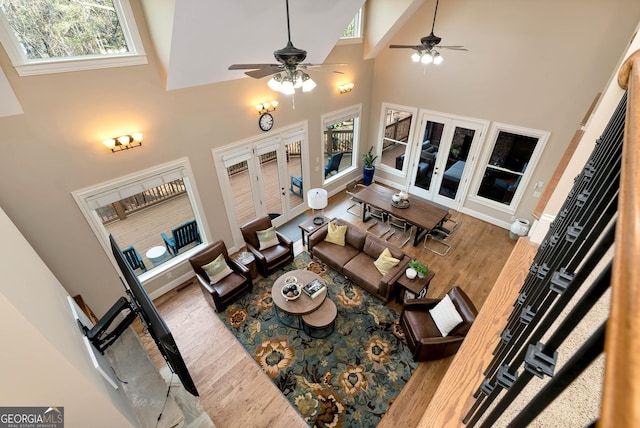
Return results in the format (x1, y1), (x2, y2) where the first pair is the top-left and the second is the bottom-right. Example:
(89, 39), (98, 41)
(437, 212), (462, 236)
(424, 227), (452, 256)
(345, 180), (366, 217)
(366, 206), (390, 237)
(385, 214), (413, 248)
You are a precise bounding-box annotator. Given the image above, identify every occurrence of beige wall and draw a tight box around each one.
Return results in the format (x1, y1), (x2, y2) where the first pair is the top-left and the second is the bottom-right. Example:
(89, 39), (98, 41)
(0, 207), (136, 427)
(546, 23), (640, 218)
(0, 2), (373, 315)
(369, 0), (640, 226)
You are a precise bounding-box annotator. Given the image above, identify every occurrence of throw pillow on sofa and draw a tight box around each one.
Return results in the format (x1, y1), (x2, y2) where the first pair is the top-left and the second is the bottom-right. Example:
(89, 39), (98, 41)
(429, 294), (464, 336)
(325, 221), (348, 246)
(202, 254), (233, 284)
(256, 226), (279, 250)
(373, 247), (400, 275)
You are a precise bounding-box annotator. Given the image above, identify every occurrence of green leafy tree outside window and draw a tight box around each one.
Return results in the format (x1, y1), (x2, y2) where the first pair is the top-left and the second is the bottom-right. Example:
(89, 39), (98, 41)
(0, 0), (128, 59)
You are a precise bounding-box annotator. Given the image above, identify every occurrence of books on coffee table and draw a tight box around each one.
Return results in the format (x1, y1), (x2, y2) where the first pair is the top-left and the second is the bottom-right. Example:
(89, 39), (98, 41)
(302, 279), (326, 299)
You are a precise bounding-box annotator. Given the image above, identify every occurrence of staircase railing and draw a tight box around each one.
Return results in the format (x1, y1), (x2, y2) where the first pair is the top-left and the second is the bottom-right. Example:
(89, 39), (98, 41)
(599, 48), (640, 428)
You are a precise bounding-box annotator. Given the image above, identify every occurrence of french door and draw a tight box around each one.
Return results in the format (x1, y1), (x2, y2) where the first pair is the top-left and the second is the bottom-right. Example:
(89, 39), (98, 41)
(215, 127), (307, 248)
(408, 111), (487, 209)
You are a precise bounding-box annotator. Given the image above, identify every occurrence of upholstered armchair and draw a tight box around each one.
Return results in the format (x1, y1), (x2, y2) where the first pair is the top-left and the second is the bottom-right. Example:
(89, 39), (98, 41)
(189, 240), (253, 312)
(400, 286), (478, 362)
(240, 216), (294, 276)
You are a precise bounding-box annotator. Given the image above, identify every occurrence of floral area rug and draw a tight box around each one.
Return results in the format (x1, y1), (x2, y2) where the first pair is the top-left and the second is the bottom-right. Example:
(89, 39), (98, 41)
(217, 251), (417, 427)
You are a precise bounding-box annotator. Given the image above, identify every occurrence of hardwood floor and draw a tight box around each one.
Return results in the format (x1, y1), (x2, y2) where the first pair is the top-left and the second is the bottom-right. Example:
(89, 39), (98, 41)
(137, 189), (516, 428)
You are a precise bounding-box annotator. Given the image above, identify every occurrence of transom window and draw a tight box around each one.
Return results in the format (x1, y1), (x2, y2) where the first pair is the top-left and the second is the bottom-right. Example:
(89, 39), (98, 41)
(0, 0), (146, 75)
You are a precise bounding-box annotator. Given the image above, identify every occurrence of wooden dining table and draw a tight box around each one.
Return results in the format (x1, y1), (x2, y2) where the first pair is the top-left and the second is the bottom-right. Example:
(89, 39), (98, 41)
(355, 183), (450, 246)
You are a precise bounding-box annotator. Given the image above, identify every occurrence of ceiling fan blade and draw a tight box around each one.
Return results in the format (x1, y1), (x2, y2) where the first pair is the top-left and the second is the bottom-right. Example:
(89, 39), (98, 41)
(302, 62), (348, 67)
(245, 67), (283, 79)
(303, 68), (344, 75)
(440, 46), (468, 51)
(228, 63), (279, 70)
(389, 44), (422, 49)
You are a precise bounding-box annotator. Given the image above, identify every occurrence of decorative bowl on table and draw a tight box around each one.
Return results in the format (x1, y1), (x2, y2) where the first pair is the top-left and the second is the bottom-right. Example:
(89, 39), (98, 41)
(392, 199), (410, 209)
(281, 282), (302, 301)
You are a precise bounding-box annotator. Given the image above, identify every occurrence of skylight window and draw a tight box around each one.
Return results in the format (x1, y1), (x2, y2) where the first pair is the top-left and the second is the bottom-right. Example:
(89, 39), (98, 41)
(0, 0), (146, 76)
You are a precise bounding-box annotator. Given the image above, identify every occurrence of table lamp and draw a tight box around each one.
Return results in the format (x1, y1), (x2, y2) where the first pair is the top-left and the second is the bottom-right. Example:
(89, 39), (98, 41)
(307, 188), (328, 225)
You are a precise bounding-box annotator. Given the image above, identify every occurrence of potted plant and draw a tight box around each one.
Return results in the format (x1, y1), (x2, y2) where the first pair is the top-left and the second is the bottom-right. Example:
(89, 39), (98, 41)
(363, 146), (378, 186)
(408, 260), (429, 278)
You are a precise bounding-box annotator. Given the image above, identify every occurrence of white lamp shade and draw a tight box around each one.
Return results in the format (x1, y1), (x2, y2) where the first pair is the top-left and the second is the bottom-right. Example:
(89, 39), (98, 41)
(307, 188), (328, 209)
(302, 78), (317, 92)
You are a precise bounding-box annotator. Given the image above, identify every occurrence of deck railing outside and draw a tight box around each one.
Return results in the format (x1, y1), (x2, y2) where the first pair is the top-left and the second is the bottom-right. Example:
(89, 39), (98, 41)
(97, 179), (186, 224)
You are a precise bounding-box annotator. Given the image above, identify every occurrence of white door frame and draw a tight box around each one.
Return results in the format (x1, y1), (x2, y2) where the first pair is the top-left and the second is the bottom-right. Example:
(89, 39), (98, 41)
(408, 110), (488, 210)
(213, 123), (309, 249)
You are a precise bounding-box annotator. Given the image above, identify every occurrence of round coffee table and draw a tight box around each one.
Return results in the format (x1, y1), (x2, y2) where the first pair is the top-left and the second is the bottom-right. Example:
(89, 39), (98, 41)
(302, 298), (338, 338)
(271, 269), (328, 329)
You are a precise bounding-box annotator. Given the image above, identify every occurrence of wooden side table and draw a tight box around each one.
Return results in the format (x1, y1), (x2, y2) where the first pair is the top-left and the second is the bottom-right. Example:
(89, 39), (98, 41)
(298, 215), (329, 247)
(395, 270), (436, 303)
(235, 251), (258, 280)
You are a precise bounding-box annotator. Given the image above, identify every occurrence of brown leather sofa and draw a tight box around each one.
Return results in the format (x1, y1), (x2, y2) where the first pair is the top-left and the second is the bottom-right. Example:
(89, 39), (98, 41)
(400, 286), (478, 361)
(308, 218), (410, 302)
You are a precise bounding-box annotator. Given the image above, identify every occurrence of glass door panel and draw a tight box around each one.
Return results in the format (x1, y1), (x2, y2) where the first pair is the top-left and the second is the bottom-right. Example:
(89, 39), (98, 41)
(286, 139), (304, 211)
(257, 147), (284, 221)
(226, 158), (257, 228)
(411, 120), (445, 194)
(435, 126), (476, 201)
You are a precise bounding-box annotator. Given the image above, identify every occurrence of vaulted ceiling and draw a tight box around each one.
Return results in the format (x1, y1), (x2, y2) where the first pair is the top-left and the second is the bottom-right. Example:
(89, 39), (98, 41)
(138, 0), (428, 91)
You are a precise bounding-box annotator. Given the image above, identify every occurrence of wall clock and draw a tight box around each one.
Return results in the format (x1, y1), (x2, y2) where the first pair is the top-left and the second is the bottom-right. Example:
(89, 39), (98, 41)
(259, 112), (274, 132)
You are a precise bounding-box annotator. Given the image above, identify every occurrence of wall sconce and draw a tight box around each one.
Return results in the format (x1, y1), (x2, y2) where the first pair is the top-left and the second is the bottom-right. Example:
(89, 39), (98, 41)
(103, 133), (143, 152)
(338, 83), (354, 94)
(255, 101), (278, 114)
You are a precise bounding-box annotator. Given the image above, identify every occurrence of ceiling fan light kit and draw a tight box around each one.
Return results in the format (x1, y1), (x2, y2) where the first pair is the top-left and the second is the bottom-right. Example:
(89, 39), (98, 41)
(390, 0), (467, 67)
(228, 0), (343, 95)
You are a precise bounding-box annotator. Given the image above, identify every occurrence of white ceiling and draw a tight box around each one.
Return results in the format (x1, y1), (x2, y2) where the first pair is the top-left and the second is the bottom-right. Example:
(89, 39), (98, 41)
(146, 0), (368, 91)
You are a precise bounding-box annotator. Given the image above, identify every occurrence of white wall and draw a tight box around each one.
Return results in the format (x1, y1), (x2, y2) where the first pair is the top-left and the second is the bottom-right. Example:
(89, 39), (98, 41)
(0, 206), (137, 427)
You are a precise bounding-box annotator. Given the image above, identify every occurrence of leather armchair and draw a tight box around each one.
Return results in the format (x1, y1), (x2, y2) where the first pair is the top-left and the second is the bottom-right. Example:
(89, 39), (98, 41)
(400, 286), (478, 361)
(239, 216), (294, 276)
(189, 241), (252, 312)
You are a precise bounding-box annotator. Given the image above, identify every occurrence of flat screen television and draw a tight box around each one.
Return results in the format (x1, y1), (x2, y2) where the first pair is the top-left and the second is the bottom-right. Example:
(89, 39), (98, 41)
(81, 235), (198, 397)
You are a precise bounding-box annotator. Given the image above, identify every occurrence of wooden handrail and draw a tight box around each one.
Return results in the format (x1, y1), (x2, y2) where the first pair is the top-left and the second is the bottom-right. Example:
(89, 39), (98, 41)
(599, 49), (640, 427)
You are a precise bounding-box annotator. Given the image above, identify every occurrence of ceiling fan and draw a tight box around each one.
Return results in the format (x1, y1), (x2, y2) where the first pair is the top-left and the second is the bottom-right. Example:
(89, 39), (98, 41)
(228, 0), (344, 94)
(389, 0), (467, 65)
